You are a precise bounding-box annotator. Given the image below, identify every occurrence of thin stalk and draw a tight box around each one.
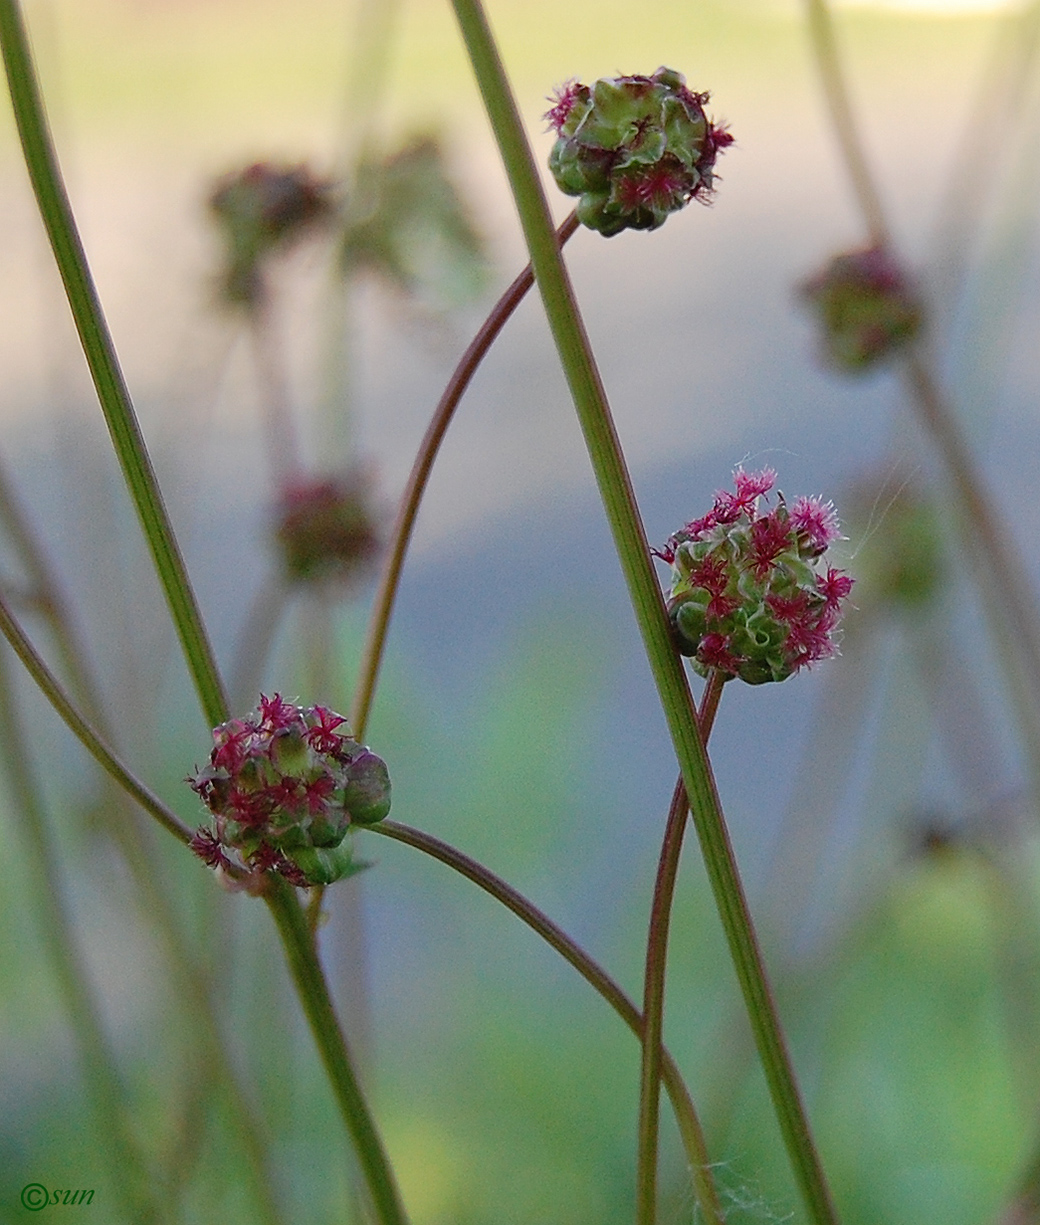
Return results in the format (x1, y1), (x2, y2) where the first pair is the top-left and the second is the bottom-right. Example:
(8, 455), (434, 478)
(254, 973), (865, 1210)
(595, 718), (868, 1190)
(448, 4), (839, 1221)
(803, 0), (1040, 805)
(249, 299), (301, 487)
(0, 587), (197, 845)
(0, 0), (227, 728)
(367, 819), (723, 1225)
(804, 0), (889, 246)
(351, 209), (579, 736)
(637, 670), (724, 1225)
(264, 879), (410, 1225)
(0, 644), (162, 1224)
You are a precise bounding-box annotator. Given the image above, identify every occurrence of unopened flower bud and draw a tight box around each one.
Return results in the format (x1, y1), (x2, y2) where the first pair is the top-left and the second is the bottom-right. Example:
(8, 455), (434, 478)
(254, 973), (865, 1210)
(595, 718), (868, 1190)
(658, 468), (853, 684)
(545, 67), (733, 237)
(800, 245), (923, 371)
(187, 694), (391, 887)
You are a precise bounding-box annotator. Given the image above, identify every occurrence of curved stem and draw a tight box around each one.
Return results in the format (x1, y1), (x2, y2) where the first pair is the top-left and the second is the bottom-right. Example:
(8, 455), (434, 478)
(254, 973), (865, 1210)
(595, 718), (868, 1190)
(0, 0), (227, 728)
(350, 209), (579, 736)
(637, 670), (724, 1225)
(367, 818), (723, 1225)
(449, 5), (839, 1222)
(264, 879), (410, 1225)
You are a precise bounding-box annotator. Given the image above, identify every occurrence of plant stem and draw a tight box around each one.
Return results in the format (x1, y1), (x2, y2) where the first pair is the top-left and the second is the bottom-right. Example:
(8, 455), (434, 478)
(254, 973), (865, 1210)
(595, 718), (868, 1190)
(448, 4), (839, 1221)
(0, 0), (227, 729)
(264, 879), (410, 1225)
(803, 0), (1040, 807)
(351, 209), (579, 737)
(637, 670), (724, 1225)
(0, 643), (163, 1224)
(0, 587), (199, 844)
(368, 818), (723, 1225)
(804, 0), (889, 246)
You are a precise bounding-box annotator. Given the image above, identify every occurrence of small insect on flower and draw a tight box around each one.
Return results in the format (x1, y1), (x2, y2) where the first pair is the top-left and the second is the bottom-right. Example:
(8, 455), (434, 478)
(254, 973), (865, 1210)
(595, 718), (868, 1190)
(658, 468), (853, 684)
(545, 67), (733, 237)
(187, 695), (391, 888)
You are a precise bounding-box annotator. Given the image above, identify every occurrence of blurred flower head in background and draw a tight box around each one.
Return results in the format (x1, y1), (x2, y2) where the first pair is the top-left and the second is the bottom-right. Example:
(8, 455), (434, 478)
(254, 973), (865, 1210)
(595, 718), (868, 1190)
(800, 244), (923, 372)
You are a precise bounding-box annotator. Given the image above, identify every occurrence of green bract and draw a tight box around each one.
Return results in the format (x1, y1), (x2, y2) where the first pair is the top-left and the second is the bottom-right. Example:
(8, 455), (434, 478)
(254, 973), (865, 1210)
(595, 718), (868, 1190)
(545, 67), (732, 237)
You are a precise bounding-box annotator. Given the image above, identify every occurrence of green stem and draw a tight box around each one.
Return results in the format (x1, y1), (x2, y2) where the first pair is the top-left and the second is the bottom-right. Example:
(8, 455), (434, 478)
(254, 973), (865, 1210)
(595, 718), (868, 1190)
(0, 0), (227, 729)
(0, 587), (199, 845)
(368, 819), (723, 1225)
(448, 4), (839, 1221)
(637, 671), (724, 1225)
(264, 879), (410, 1225)
(351, 209), (579, 737)
(0, 644), (163, 1224)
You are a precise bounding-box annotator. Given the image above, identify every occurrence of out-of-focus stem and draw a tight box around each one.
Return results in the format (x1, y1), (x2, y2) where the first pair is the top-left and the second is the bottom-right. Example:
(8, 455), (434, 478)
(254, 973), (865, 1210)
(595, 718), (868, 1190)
(350, 209), (579, 737)
(637, 671), (724, 1225)
(249, 300), (301, 487)
(368, 818), (723, 1224)
(0, 644), (162, 1224)
(804, 0), (1040, 806)
(804, 0), (889, 246)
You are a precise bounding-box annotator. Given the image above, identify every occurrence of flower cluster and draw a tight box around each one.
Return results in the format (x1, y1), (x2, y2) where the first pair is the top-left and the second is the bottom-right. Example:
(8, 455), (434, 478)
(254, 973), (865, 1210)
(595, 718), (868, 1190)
(658, 469), (853, 685)
(800, 245), (923, 372)
(545, 67), (733, 237)
(187, 695), (391, 887)
(274, 473), (380, 586)
(209, 162), (336, 306)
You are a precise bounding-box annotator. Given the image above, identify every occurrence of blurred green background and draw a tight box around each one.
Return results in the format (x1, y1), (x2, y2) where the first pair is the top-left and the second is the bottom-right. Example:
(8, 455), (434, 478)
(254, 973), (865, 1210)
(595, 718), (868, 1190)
(2, 1), (1040, 1222)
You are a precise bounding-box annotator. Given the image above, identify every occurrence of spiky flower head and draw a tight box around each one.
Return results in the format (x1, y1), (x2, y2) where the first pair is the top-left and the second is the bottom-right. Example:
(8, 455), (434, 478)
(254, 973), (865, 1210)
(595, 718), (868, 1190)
(800, 245), (923, 372)
(274, 473), (380, 586)
(545, 67), (732, 237)
(209, 162), (337, 306)
(658, 469), (853, 685)
(187, 695), (390, 887)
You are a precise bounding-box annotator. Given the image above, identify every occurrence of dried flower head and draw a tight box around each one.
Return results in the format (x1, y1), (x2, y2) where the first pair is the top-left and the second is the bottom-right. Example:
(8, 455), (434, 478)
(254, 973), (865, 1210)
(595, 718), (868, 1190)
(187, 695), (390, 887)
(800, 245), (923, 372)
(209, 162), (337, 306)
(545, 67), (733, 237)
(274, 473), (380, 586)
(658, 469), (853, 684)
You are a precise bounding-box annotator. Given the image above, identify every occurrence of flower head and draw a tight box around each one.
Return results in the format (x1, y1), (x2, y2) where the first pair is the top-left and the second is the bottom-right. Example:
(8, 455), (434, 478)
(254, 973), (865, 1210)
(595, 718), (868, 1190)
(274, 472), (380, 586)
(187, 696), (390, 887)
(661, 470), (853, 684)
(545, 67), (732, 237)
(800, 245), (923, 372)
(209, 162), (337, 306)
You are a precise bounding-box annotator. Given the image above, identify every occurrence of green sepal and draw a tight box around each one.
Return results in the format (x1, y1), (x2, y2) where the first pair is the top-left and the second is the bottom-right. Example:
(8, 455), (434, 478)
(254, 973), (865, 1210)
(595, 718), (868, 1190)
(287, 844), (370, 887)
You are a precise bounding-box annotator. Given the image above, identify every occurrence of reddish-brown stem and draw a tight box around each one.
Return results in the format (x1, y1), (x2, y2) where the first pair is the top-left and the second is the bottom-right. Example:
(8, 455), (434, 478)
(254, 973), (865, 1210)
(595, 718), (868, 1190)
(350, 210), (580, 737)
(637, 669), (725, 1225)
